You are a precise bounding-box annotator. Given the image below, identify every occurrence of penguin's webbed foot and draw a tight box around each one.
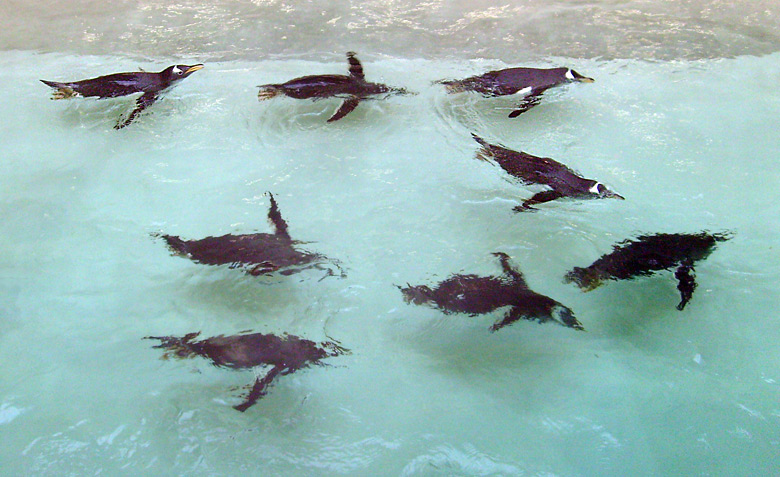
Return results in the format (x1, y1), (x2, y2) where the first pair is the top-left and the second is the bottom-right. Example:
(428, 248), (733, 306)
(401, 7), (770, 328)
(52, 87), (79, 100)
(512, 204), (538, 213)
(257, 87), (282, 101)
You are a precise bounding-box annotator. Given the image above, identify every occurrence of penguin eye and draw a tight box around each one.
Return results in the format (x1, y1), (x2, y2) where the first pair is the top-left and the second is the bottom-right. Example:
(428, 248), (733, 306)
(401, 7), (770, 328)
(597, 183), (607, 194)
(172, 66), (182, 75)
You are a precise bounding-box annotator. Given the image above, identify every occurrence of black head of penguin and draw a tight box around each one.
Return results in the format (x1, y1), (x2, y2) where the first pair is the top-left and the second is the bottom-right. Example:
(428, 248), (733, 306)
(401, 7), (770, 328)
(566, 69), (594, 83)
(160, 64), (204, 86)
(587, 181), (624, 200)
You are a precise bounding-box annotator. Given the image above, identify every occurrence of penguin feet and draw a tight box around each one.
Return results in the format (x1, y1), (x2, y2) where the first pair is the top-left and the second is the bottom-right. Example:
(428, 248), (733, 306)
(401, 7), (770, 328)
(512, 204), (538, 213)
(51, 87), (79, 100)
(257, 87), (282, 101)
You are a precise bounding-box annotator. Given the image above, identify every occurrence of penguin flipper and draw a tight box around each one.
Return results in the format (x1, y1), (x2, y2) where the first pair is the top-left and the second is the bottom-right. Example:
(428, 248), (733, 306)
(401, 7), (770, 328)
(492, 252), (527, 286)
(518, 190), (564, 211)
(346, 52), (365, 80)
(266, 192), (291, 239)
(115, 92), (158, 129)
(327, 97), (360, 122)
(674, 261), (697, 310)
(489, 307), (525, 332)
(234, 365), (284, 412)
(508, 93), (543, 118)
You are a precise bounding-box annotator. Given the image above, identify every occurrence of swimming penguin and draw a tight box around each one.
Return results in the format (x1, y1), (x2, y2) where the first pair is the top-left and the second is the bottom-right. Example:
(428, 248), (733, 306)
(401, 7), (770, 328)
(472, 134), (623, 212)
(438, 66), (593, 117)
(41, 64), (204, 129)
(156, 192), (343, 279)
(564, 232), (732, 310)
(146, 331), (347, 412)
(257, 51), (410, 122)
(399, 252), (583, 332)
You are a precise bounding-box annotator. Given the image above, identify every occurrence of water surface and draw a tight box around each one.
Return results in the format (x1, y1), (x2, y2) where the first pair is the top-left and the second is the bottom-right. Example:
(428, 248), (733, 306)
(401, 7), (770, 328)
(1, 1), (779, 475)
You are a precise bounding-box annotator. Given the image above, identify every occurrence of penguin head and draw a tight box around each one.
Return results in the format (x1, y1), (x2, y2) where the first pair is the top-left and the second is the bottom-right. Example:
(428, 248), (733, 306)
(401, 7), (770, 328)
(565, 69), (594, 83)
(163, 64), (204, 83)
(552, 304), (584, 331)
(588, 181), (624, 200)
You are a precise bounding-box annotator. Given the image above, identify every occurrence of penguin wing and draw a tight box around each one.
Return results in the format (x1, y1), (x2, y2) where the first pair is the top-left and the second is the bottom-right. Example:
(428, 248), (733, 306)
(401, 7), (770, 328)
(266, 192), (291, 240)
(234, 365), (284, 412)
(327, 97), (360, 122)
(489, 307), (525, 332)
(115, 92), (158, 129)
(508, 91), (543, 118)
(346, 52), (365, 80)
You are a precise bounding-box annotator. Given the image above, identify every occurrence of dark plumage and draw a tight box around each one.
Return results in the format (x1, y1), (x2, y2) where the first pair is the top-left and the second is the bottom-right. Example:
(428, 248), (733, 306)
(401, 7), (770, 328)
(472, 134), (623, 211)
(399, 252), (583, 332)
(564, 232), (732, 310)
(41, 64), (203, 129)
(156, 192), (342, 279)
(146, 331), (347, 412)
(438, 66), (593, 117)
(257, 52), (410, 122)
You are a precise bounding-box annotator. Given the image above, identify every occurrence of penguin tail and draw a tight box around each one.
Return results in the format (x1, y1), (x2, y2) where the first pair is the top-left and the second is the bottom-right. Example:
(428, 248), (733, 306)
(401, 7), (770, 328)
(154, 233), (189, 257)
(40, 79), (65, 89)
(471, 134), (496, 165)
(257, 85), (282, 101)
(471, 133), (488, 147)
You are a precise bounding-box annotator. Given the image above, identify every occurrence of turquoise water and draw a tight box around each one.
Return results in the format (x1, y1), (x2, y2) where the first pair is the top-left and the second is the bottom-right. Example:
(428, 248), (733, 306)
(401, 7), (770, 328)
(2, 3), (780, 475)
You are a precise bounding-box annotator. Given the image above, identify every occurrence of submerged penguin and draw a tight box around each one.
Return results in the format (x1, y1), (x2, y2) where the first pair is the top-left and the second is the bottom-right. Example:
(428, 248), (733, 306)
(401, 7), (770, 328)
(146, 331), (347, 412)
(41, 64), (203, 129)
(564, 232), (732, 310)
(472, 134), (623, 212)
(399, 252), (583, 332)
(257, 51), (410, 122)
(156, 192), (342, 279)
(438, 66), (593, 117)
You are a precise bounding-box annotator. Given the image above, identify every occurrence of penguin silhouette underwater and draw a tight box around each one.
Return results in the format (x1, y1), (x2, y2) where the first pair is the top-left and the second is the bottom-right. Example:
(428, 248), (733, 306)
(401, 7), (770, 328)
(399, 252), (583, 332)
(257, 51), (411, 122)
(472, 134), (623, 211)
(438, 66), (594, 117)
(146, 331), (347, 412)
(565, 232), (732, 310)
(41, 64), (203, 129)
(156, 192), (343, 279)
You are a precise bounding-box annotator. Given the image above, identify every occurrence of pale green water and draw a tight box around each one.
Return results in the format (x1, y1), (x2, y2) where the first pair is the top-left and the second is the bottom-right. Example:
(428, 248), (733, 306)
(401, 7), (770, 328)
(1, 2), (780, 475)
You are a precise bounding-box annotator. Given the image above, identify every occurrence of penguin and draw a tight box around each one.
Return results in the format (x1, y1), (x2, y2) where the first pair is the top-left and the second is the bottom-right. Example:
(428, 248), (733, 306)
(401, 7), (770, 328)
(399, 252), (583, 332)
(438, 66), (593, 117)
(41, 64), (204, 129)
(155, 192), (343, 279)
(146, 331), (347, 412)
(472, 134), (624, 212)
(564, 232), (732, 310)
(257, 51), (410, 122)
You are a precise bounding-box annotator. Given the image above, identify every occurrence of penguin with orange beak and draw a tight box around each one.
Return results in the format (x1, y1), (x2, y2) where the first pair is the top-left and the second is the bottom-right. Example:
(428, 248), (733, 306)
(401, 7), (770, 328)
(41, 63), (204, 128)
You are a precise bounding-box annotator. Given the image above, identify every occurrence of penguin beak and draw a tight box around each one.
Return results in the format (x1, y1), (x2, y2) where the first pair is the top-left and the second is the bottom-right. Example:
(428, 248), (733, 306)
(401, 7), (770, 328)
(184, 64), (204, 75)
